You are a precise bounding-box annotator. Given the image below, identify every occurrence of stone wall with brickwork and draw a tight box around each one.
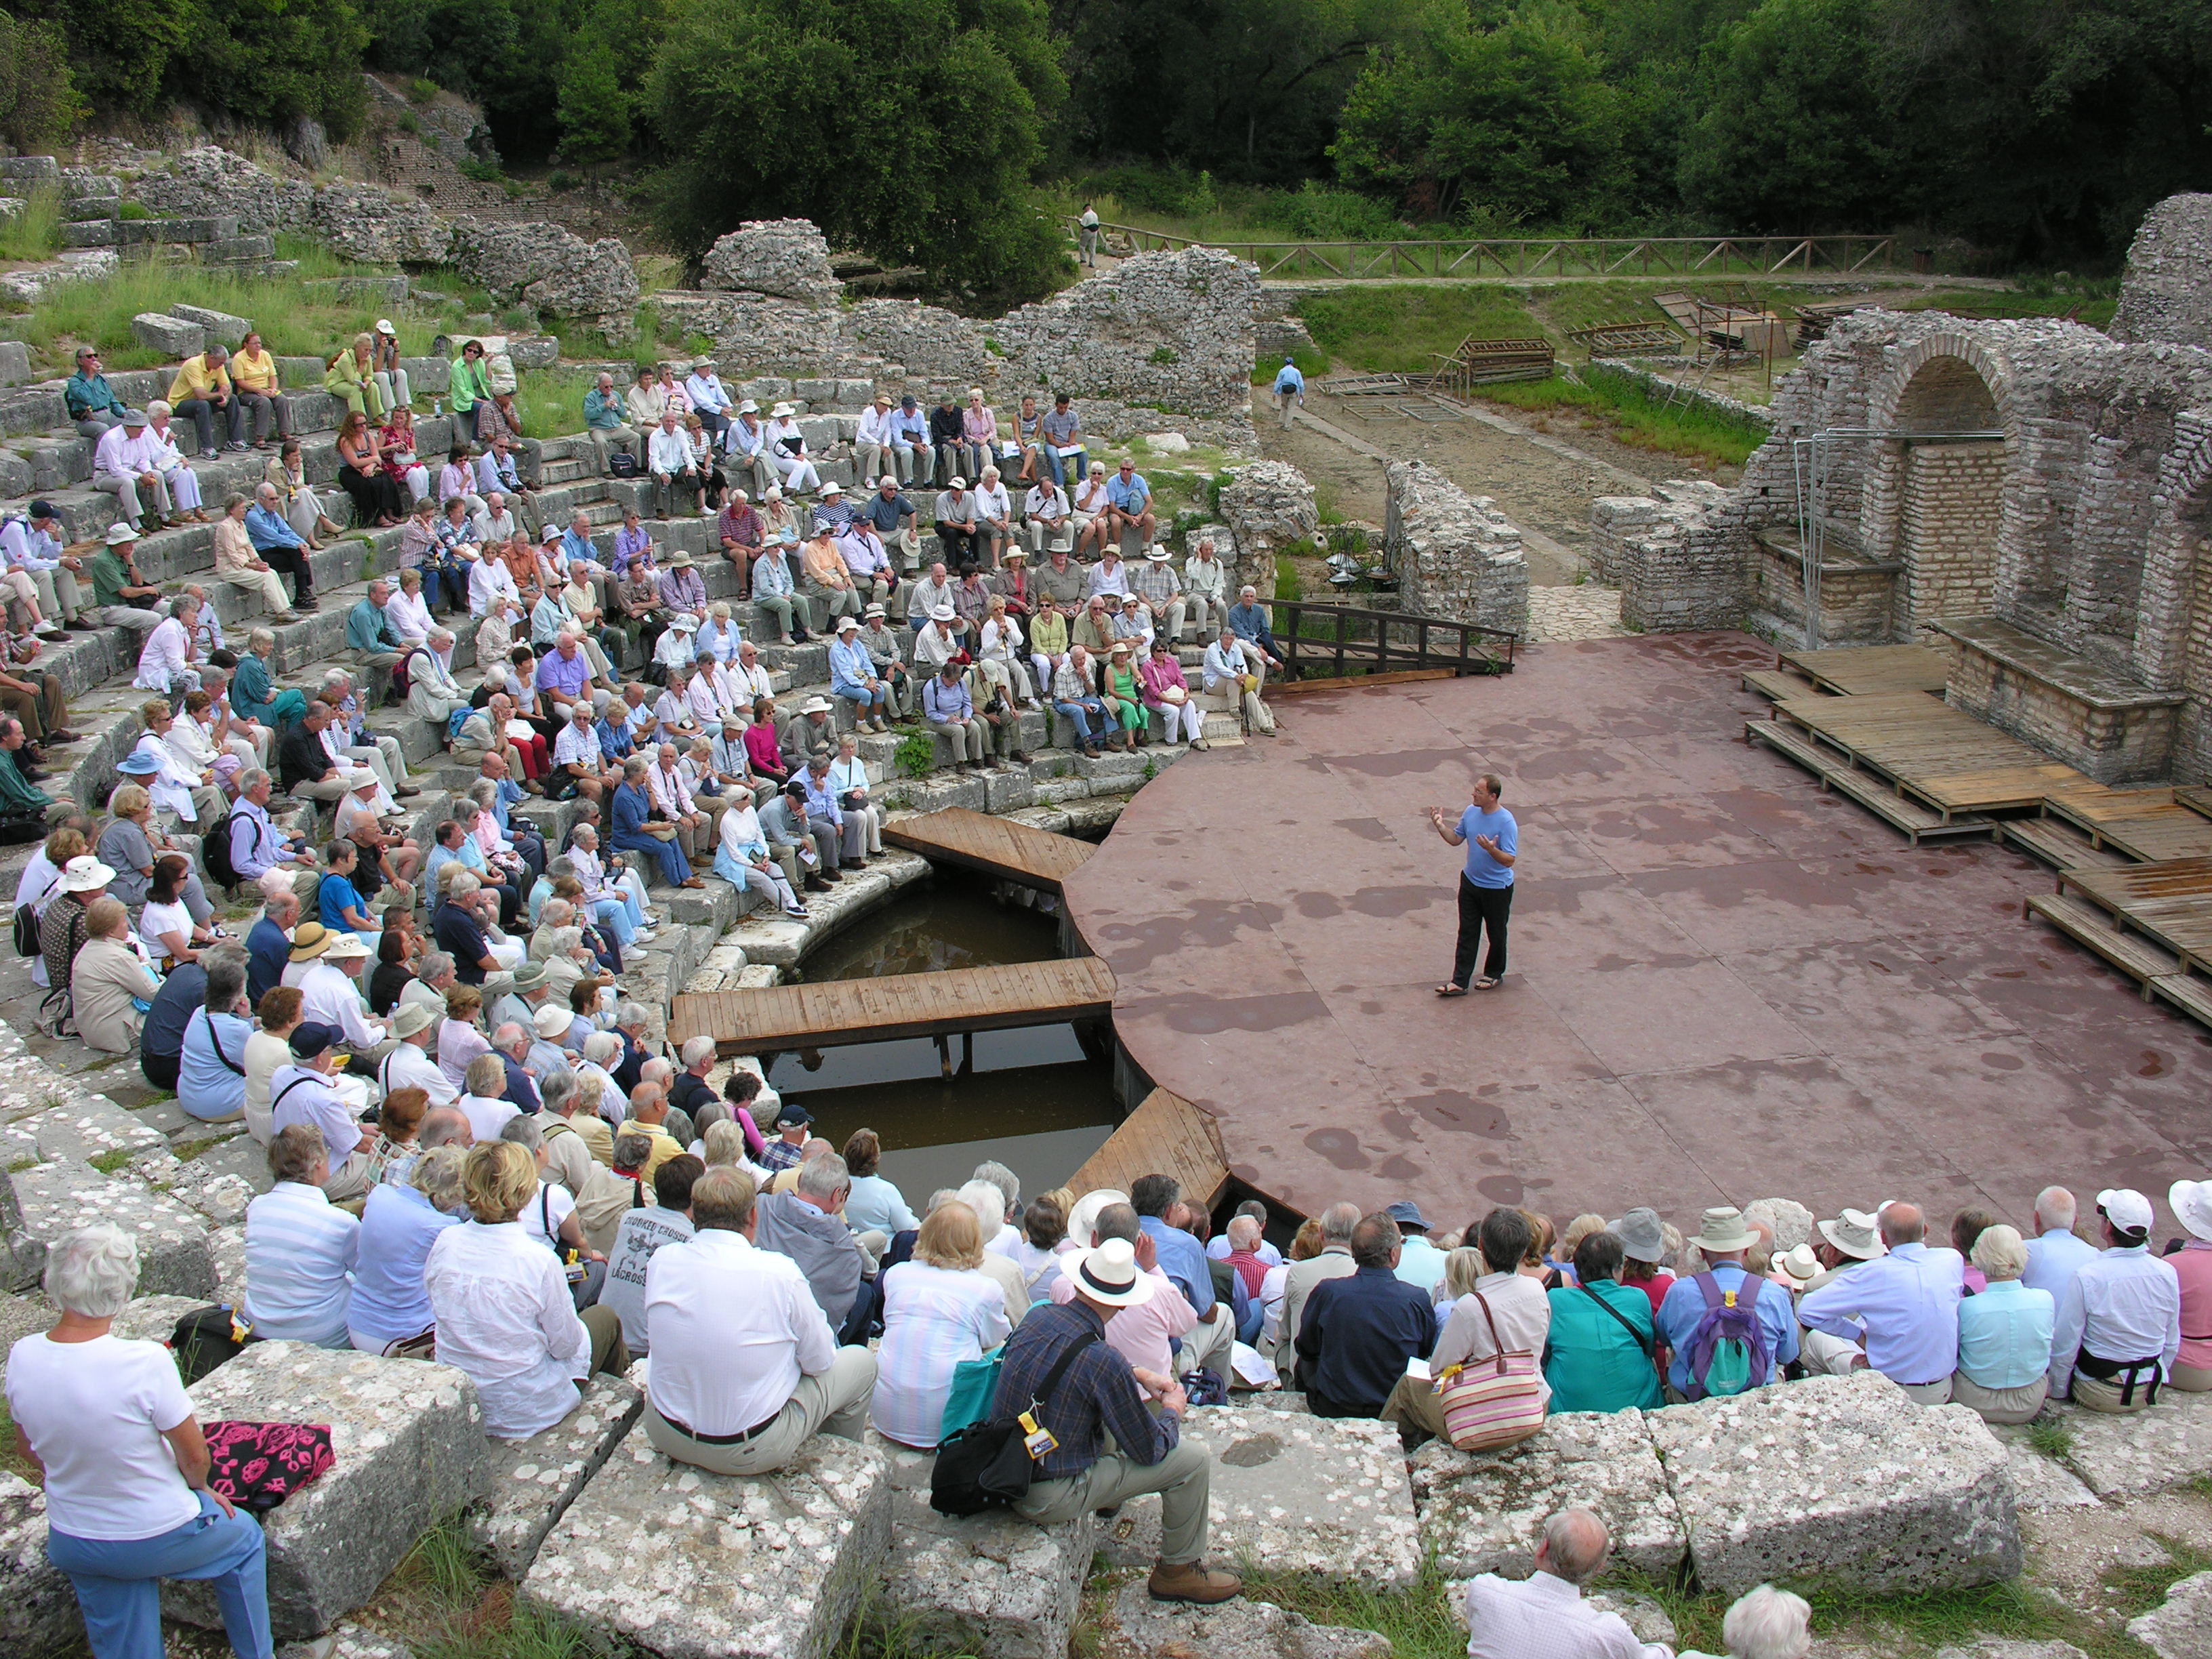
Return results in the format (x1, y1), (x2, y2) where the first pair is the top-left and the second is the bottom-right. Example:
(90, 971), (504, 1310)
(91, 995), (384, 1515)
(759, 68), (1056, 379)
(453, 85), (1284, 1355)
(1386, 460), (1530, 638)
(2112, 193), (2212, 350)
(1900, 443), (2005, 623)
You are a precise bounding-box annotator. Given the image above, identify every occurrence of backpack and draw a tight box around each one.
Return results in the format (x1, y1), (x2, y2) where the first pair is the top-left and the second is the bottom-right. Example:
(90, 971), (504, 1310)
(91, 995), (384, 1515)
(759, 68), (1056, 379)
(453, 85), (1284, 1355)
(931, 1330), (1095, 1516)
(608, 449), (638, 478)
(201, 807), (246, 893)
(1680, 1270), (1772, 1400)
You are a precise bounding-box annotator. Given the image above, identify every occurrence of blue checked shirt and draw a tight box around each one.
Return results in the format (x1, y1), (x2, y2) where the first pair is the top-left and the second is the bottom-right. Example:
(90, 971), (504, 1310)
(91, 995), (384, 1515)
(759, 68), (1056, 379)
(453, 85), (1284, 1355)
(989, 1299), (1177, 1480)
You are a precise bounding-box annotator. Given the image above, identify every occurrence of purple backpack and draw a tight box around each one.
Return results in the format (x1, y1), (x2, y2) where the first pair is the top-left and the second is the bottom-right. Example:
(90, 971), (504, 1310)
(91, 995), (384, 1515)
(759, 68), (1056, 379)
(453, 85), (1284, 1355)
(1680, 1270), (1772, 1399)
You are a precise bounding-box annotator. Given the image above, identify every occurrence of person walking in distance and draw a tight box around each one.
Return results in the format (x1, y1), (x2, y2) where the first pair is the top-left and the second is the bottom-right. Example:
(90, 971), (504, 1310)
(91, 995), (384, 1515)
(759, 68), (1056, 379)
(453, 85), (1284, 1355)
(1431, 773), (1516, 996)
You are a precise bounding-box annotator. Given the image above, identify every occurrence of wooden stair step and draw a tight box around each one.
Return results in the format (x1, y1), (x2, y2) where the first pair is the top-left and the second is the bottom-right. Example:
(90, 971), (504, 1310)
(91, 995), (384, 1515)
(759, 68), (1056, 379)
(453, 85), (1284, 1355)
(1742, 667), (1818, 702)
(1746, 718), (1992, 844)
(2026, 892), (2184, 1000)
(1998, 817), (2128, 872)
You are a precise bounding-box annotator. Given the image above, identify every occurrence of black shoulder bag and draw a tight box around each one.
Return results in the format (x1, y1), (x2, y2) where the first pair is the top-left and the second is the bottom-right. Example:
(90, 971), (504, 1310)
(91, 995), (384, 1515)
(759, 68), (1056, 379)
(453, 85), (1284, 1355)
(930, 1330), (1096, 1517)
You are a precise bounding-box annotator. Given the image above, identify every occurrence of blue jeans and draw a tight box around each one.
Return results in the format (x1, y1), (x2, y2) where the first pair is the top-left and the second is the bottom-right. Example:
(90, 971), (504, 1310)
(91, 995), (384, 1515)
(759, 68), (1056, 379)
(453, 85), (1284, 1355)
(1043, 445), (1083, 488)
(47, 1491), (273, 1659)
(1054, 697), (1103, 743)
(588, 892), (637, 945)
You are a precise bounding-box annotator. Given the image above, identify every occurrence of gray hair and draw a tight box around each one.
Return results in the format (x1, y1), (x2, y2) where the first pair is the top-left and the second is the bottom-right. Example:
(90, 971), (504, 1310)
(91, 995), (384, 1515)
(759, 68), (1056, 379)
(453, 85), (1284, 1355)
(1541, 1509), (1610, 1584)
(499, 1115), (544, 1152)
(465, 1053), (507, 1097)
(539, 1071), (578, 1115)
(547, 855), (579, 879)
(237, 766), (270, 794)
(1720, 1584), (1812, 1659)
(701, 1120), (746, 1167)
(43, 1223), (138, 1318)
(615, 1000), (650, 1029)
(268, 1122), (326, 1185)
(972, 1159), (1019, 1218)
(2034, 1185), (2076, 1232)
(1090, 1202), (1141, 1245)
(1970, 1223), (2028, 1282)
(247, 627), (275, 652)
(418, 1108), (472, 1149)
(417, 951), (455, 984)
(409, 1143), (469, 1214)
(147, 398), (172, 419)
(958, 1179), (1006, 1240)
(203, 951), (247, 1012)
(614, 1130), (653, 1168)
(1317, 1200), (1361, 1246)
(681, 1035), (717, 1069)
(492, 1021), (527, 1051)
(583, 1030), (622, 1066)
(796, 1152), (850, 1200)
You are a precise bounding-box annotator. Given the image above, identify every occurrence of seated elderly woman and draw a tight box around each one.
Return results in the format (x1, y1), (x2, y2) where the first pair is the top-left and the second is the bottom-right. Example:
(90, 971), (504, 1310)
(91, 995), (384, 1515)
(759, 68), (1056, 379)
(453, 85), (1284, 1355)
(425, 1139), (630, 1438)
(6, 1225), (275, 1659)
(362, 1082), (432, 1189)
(1949, 1223), (2056, 1424)
(1679, 1583), (1813, 1659)
(869, 1198), (1011, 1448)
(346, 1143), (467, 1356)
(241, 1124), (363, 1349)
(1542, 1228), (1662, 1413)
(71, 895), (163, 1056)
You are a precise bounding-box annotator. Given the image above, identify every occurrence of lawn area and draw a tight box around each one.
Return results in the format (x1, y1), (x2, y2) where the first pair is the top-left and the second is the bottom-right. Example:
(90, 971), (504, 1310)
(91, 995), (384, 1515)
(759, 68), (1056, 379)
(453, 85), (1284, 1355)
(1478, 365), (1767, 468)
(1298, 287), (1544, 375)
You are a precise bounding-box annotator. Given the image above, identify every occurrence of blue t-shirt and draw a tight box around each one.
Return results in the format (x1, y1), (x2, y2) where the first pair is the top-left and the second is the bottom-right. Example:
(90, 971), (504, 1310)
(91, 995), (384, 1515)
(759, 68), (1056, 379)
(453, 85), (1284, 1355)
(319, 872), (365, 933)
(1274, 364), (1304, 393)
(1456, 805), (1517, 888)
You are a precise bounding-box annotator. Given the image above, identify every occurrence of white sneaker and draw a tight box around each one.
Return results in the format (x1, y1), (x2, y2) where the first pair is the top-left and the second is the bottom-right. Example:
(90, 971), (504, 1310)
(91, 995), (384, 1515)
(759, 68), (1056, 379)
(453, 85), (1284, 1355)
(632, 926), (657, 942)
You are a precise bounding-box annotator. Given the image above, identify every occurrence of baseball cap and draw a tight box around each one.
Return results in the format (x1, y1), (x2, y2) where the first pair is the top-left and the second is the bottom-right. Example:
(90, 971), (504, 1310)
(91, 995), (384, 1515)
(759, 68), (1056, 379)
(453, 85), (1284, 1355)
(2097, 1187), (2154, 1235)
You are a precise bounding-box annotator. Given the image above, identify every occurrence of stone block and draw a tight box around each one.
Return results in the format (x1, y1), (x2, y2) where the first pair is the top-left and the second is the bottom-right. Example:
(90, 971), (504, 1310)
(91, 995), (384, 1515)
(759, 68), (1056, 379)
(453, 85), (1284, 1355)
(1647, 1372), (2020, 1596)
(0, 386), (67, 438)
(0, 341), (29, 386)
(1094, 1582), (1387, 1659)
(1990, 1430), (2097, 1511)
(109, 1292), (213, 1345)
(2, 1160), (213, 1298)
(278, 1627), (413, 1659)
(166, 1343), (491, 1641)
(521, 1425), (891, 1659)
(0, 157), (60, 185)
(1073, 749), (1147, 783)
(1409, 1410), (1686, 1580)
(1095, 1406), (1418, 1586)
(58, 219), (114, 247)
(129, 311), (203, 357)
(468, 1373), (643, 1578)
(2129, 1569), (2212, 1659)
(865, 1433), (1093, 1659)
(202, 235), (276, 264)
(29, 1092), (169, 1164)
(980, 767), (1036, 812)
(152, 216), (241, 243)
(1934, 1643), (2092, 1659)
(0, 1473), (81, 1658)
(507, 335), (560, 370)
(2049, 1389), (2212, 1497)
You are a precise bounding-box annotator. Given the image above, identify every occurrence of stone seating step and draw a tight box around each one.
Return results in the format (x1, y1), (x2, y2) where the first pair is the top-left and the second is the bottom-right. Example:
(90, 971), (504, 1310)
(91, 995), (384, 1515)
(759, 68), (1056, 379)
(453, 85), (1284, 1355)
(470, 1374), (644, 1578)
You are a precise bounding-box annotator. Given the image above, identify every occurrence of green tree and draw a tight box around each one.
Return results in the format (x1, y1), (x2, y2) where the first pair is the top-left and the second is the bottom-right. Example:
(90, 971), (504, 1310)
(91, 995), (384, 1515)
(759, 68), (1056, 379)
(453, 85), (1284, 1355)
(649, 0), (1069, 299)
(1330, 5), (1624, 225)
(183, 0), (370, 138)
(0, 13), (84, 148)
(556, 0), (659, 162)
(26, 0), (202, 113)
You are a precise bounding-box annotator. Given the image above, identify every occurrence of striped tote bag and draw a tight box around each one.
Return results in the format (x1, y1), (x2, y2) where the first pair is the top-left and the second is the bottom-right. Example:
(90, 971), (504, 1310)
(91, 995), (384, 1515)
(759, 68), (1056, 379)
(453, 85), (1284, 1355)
(1433, 1288), (1547, 1452)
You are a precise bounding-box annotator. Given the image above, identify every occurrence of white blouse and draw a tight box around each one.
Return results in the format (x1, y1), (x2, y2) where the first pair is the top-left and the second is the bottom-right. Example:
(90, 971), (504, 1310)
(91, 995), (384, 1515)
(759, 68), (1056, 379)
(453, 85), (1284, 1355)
(424, 1219), (589, 1439)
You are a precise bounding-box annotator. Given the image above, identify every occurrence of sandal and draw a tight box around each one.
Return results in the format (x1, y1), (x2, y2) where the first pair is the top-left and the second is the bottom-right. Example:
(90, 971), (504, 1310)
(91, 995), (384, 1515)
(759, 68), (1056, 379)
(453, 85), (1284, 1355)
(1435, 983), (1468, 998)
(1473, 977), (1500, 990)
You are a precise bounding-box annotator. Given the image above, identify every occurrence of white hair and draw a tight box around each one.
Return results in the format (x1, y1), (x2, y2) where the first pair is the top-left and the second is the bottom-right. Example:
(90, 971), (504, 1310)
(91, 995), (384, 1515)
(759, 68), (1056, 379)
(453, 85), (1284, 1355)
(681, 1035), (717, 1069)
(797, 1153), (850, 1201)
(1970, 1223), (2028, 1282)
(44, 1223), (138, 1317)
(2034, 1185), (2076, 1232)
(583, 1030), (622, 1065)
(958, 1179), (1006, 1241)
(1720, 1584), (1811, 1659)
(1541, 1509), (1610, 1584)
(972, 1159), (1019, 1217)
(1227, 1214), (1262, 1250)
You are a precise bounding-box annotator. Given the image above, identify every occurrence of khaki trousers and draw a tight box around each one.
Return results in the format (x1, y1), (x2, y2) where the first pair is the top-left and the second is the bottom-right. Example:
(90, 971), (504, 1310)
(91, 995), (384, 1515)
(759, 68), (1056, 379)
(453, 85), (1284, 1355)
(644, 1345), (876, 1475)
(2070, 1367), (2163, 1413)
(2170, 1361), (2212, 1391)
(1378, 1372), (1448, 1439)
(1950, 1372), (2048, 1424)
(224, 565), (292, 615)
(1015, 1435), (1212, 1563)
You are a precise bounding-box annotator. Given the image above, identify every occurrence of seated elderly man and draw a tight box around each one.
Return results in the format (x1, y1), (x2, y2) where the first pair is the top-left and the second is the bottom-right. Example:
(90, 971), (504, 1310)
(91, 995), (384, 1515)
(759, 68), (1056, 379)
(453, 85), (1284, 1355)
(1654, 1207), (1799, 1401)
(753, 1151), (875, 1345)
(2049, 1187), (2183, 1412)
(1796, 1201), (1964, 1402)
(266, 1021), (376, 1200)
(1049, 1200), (1191, 1369)
(642, 1166), (877, 1475)
(1294, 1212), (1435, 1417)
(1464, 1509), (1677, 1658)
(2022, 1184), (2100, 1300)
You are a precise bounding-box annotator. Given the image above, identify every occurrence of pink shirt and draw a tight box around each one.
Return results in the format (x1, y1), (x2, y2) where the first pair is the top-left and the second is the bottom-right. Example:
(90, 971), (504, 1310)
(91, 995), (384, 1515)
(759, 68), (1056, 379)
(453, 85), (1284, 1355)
(2175, 1240), (2212, 1372)
(1049, 1261), (1194, 1374)
(962, 405), (996, 445)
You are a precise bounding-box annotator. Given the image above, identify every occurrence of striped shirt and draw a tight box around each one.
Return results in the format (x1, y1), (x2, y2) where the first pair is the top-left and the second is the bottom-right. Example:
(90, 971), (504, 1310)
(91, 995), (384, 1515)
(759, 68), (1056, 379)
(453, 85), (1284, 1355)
(872, 1262), (1010, 1448)
(241, 1182), (361, 1347)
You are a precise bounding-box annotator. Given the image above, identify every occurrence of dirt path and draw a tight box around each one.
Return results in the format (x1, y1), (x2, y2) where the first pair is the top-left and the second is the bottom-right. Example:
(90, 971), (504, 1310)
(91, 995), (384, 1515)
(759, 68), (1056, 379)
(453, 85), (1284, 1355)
(1261, 385), (1677, 586)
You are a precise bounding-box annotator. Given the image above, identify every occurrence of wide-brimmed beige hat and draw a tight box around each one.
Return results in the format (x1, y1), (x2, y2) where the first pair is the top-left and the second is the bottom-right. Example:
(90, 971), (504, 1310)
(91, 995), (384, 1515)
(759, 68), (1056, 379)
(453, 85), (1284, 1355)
(287, 922), (333, 962)
(770, 401), (794, 418)
(1692, 1206), (1760, 1254)
(533, 1003), (573, 1038)
(1817, 1208), (1887, 1261)
(390, 1002), (436, 1040)
(1060, 1237), (1155, 1307)
(800, 697), (834, 714)
(1773, 1244), (1820, 1290)
(323, 933), (369, 960)
(2172, 1179), (2212, 1243)
(103, 523), (139, 546)
(58, 855), (115, 893)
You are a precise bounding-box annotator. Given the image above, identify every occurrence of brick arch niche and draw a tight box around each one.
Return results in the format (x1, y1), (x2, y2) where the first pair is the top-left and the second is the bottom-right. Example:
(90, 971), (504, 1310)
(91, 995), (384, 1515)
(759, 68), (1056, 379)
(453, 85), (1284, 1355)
(1860, 349), (2009, 636)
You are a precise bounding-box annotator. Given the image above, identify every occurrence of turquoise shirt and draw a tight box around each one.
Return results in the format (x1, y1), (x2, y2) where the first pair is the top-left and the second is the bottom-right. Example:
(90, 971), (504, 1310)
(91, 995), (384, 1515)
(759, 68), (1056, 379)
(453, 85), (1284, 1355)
(1956, 1279), (2056, 1390)
(1543, 1279), (1663, 1414)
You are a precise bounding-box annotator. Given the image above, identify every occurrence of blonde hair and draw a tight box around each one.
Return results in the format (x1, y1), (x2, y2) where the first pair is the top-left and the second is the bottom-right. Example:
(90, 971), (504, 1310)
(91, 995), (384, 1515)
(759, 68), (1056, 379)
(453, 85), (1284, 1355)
(701, 1120), (747, 1168)
(1441, 1246), (1487, 1300)
(1286, 1216), (1324, 1263)
(1559, 1213), (1609, 1258)
(463, 1140), (538, 1223)
(916, 1198), (984, 1270)
(82, 895), (129, 938)
(108, 783), (151, 819)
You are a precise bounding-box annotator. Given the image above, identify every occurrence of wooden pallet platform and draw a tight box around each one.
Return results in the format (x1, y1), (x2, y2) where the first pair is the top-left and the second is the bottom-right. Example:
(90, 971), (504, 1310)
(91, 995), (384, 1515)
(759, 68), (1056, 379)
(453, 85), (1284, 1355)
(1769, 691), (2081, 818)
(1065, 1087), (1233, 1212)
(2057, 857), (2212, 976)
(2025, 893), (2178, 1003)
(1746, 718), (1993, 843)
(2041, 781), (2212, 863)
(1777, 644), (1950, 697)
(882, 805), (1095, 893)
(2174, 785), (2212, 823)
(1742, 667), (1818, 702)
(667, 956), (1116, 1055)
(1998, 817), (2130, 872)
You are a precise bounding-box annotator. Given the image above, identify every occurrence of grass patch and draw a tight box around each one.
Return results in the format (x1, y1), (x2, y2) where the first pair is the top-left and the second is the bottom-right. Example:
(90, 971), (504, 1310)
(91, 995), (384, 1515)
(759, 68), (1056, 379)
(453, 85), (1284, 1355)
(0, 186), (64, 263)
(1477, 367), (1763, 468)
(1898, 287), (2118, 330)
(1240, 1564), (1465, 1659)
(515, 369), (595, 442)
(87, 1147), (136, 1173)
(2025, 1418), (2074, 1460)
(1254, 342), (1330, 385)
(1298, 286), (1541, 375)
(359, 1519), (592, 1659)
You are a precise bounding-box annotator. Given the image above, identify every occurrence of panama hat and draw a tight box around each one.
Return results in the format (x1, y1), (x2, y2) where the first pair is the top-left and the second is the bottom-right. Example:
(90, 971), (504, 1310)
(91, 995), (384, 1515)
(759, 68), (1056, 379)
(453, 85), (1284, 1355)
(390, 1002), (436, 1040)
(104, 523), (140, 545)
(1061, 1237), (1155, 1307)
(58, 855), (115, 893)
(323, 933), (369, 960)
(1817, 1208), (1887, 1261)
(2171, 1179), (2212, 1243)
(770, 402), (795, 418)
(287, 922), (333, 962)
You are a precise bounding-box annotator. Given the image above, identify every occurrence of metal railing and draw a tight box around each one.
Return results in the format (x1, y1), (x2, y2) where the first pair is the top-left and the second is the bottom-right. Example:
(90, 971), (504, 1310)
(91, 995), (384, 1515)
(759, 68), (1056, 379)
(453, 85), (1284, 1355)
(1071, 223), (1897, 280)
(1267, 600), (1518, 680)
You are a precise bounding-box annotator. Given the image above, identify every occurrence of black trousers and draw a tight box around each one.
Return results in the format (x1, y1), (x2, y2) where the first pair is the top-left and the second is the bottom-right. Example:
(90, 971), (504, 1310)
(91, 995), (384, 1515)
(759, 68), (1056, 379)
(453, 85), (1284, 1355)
(1452, 874), (1513, 986)
(262, 544), (312, 602)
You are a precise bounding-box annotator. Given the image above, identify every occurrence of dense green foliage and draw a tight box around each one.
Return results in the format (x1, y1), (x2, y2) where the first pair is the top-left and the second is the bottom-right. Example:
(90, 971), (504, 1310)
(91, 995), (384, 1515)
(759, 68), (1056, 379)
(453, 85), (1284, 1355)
(0, 12), (81, 150)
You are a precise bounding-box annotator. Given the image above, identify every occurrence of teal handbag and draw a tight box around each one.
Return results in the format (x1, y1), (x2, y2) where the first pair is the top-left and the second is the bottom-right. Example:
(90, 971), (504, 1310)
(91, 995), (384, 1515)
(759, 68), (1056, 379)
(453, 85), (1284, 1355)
(937, 1344), (1006, 1444)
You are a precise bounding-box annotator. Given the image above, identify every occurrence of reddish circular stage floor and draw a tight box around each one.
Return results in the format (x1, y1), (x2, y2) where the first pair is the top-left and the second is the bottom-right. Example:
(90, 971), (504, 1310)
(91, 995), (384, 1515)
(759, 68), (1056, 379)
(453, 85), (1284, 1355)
(1061, 632), (2212, 1237)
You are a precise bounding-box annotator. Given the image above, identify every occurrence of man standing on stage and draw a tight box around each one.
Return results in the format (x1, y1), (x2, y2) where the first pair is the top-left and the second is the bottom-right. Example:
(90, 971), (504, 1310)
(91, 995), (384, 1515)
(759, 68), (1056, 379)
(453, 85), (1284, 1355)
(1431, 773), (1516, 995)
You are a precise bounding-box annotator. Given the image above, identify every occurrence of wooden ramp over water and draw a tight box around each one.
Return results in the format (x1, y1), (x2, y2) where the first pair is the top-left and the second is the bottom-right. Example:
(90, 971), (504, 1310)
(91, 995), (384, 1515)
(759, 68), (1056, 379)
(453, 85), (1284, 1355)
(1066, 1088), (1234, 1212)
(667, 956), (1115, 1056)
(882, 806), (1094, 893)
(1778, 643), (1950, 697)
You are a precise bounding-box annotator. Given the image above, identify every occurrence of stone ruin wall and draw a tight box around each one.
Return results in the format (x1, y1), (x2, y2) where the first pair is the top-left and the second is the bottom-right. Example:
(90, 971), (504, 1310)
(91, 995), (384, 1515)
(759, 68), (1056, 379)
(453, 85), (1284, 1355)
(2110, 192), (2212, 352)
(1385, 460), (1530, 639)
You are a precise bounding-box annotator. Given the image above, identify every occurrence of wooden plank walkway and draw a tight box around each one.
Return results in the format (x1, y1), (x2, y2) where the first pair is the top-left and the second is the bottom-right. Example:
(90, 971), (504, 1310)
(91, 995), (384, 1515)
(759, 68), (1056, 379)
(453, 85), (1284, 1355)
(667, 956), (1115, 1055)
(2058, 857), (2212, 977)
(1745, 719), (1993, 844)
(1770, 691), (2077, 818)
(882, 806), (1094, 893)
(1778, 643), (1950, 697)
(1065, 1088), (1234, 1212)
(2041, 781), (2212, 863)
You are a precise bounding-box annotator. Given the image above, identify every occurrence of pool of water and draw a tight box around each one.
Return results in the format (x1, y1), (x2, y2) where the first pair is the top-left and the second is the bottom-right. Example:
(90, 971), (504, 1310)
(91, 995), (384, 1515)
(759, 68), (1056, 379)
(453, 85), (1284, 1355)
(765, 872), (1118, 1202)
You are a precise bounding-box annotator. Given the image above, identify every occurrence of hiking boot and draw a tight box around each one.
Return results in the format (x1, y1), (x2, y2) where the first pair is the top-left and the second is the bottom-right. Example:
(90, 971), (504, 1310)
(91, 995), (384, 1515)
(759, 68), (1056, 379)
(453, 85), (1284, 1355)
(1147, 1561), (1241, 1605)
(803, 874), (831, 893)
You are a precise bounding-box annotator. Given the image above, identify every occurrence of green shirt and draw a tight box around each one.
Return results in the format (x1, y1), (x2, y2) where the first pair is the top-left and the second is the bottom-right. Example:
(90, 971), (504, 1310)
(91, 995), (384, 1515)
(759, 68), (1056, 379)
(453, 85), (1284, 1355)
(1542, 1279), (1662, 1414)
(88, 550), (135, 610)
(449, 356), (490, 412)
(0, 747), (49, 811)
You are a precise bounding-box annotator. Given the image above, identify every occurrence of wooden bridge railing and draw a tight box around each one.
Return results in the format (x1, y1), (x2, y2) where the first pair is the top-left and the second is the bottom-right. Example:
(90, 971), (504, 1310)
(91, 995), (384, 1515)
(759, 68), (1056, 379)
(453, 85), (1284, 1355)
(1267, 600), (1517, 682)
(1070, 224), (1897, 281)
